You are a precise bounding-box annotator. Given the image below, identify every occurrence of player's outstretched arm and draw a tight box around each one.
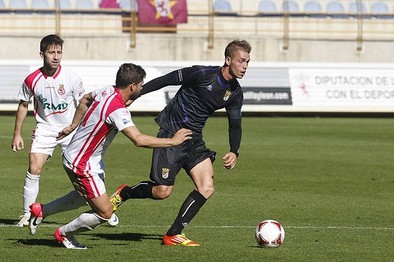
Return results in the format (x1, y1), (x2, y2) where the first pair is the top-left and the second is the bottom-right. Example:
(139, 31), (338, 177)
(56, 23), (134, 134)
(122, 126), (192, 148)
(12, 100), (29, 152)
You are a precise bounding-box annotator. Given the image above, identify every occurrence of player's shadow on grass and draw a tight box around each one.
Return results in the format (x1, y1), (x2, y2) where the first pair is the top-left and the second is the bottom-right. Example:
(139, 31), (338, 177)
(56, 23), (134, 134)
(0, 218), (58, 226)
(13, 238), (60, 248)
(91, 232), (163, 242)
(0, 218), (20, 225)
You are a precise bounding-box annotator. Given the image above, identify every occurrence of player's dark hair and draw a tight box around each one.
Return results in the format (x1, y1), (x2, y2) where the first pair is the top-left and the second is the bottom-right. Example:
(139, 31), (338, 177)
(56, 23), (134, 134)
(224, 40), (252, 58)
(40, 34), (64, 53)
(116, 63), (146, 88)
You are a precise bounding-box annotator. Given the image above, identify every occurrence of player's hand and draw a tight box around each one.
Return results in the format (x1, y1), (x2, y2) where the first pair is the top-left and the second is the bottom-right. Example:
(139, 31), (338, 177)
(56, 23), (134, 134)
(172, 128), (193, 145)
(11, 135), (24, 152)
(57, 125), (75, 140)
(222, 152), (237, 169)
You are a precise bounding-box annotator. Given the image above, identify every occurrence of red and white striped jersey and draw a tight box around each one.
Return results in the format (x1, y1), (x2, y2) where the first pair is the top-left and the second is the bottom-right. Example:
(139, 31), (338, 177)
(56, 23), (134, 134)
(63, 85), (135, 175)
(17, 65), (85, 131)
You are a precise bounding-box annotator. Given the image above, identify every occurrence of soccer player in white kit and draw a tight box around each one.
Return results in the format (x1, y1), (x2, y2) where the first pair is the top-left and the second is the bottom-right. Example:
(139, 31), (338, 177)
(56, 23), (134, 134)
(30, 63), (192, 249)
(11, 34), (85, 227)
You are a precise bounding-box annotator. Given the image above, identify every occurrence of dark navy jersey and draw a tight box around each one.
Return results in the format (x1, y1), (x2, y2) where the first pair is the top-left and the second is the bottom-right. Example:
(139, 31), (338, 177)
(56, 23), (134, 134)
(141, 65), (243, 156)
(143, 65), (243, 133)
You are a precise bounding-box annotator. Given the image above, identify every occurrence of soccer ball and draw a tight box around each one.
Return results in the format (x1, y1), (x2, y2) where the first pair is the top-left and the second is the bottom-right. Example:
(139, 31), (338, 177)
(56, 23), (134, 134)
(255, 219), (285, 248)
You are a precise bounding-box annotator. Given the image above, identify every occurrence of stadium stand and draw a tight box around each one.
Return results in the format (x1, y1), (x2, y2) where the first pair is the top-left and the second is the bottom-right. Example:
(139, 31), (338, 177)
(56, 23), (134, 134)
(9, 0), (28, 8)
(1, 0), (394, 63)
(32, 0), (50, 9)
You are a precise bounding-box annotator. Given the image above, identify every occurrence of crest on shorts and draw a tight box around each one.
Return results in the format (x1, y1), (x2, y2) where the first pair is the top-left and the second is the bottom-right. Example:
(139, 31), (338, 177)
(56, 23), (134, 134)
(162, 168), (170, 179)
(58, 84), (65, 95)
(223, 90), (231, 101)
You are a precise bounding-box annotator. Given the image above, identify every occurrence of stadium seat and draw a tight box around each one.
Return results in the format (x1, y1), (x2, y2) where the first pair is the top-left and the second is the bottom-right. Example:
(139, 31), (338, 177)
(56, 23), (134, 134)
(32, 0), (50, 9)
(258, 0), (277, 13)
(349, 1), (368, 14)
(303, 0), (324, 17)
(213, 0), (237, 16)
(58, 0), (72, 9)
(214, 0), (232, 12)
(370, 2), (391, 19)
(326, 1), (347, 18)
(118, 0), (138, 11)
(76, 0), (95, 9)
(282, 0), (300, 13)
(304, 1), (322, 13)
(371, 2), (389, 14)
(9, 0), (27, 8)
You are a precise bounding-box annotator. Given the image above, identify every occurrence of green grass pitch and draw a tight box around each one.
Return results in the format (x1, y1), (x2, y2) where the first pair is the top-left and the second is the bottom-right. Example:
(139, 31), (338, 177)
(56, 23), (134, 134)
(0, 115), (393, 261)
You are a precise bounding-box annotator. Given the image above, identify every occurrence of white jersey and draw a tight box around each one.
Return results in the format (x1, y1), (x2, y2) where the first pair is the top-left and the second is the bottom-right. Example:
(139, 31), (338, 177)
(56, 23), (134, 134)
(17, 65), (85, 131)
(63, 85), (135, 175)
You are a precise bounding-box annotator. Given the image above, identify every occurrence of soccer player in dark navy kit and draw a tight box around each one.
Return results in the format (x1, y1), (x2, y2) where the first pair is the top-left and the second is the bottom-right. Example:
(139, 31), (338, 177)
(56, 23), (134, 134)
(111, 40), (252, 246)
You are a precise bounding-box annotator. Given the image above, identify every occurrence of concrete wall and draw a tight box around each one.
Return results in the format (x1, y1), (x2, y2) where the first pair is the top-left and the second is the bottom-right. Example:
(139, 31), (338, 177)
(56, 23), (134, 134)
(1, 34), (393, 63)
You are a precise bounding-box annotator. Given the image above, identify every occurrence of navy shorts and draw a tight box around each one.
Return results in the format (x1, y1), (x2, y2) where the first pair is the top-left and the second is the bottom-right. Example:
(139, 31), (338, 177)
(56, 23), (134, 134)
(149, 128), (216, 186)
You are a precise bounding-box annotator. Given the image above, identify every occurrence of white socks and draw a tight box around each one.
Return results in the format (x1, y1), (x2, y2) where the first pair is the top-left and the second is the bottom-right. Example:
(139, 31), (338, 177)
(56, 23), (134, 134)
(23, 172), (40, 216)
(42, 190), (87, 218)
(60, 212), (107, 236)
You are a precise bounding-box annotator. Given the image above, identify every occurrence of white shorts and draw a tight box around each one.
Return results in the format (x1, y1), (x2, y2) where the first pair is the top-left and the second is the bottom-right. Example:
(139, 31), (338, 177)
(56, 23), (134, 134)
(63, 158), (106, 199)
(30, 123), (75, 156)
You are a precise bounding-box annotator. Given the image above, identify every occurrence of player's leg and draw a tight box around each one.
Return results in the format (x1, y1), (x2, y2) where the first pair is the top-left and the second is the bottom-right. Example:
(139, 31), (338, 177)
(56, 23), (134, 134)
(55, 164), (111, 249)
(110, 182), (173, 212)
(55, 194), (112, 249)
(29, 190), (87, 235)
(18, 153), (48, 227)
(163, 140), (215, 246)
(18, 126), (59, 227)
(110, 133), (182, 208)
(165, 158), (213, 236)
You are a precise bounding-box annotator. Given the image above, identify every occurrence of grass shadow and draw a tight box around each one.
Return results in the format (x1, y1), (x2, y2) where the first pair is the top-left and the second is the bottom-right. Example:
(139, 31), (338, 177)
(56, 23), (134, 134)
(90, 232), (162, 242)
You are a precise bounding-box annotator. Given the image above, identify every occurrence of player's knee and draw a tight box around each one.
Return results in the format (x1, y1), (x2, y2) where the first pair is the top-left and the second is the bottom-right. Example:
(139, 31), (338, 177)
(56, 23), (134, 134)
(28, 165), (43, 176)
(28, 169), (42, 176)
(199, 184), (215, 199)
(152, 186), (172, 200)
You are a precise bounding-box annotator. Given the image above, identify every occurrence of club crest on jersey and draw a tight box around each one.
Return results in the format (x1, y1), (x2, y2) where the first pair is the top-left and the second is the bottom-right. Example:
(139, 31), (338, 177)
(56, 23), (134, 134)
(122, 118), (130, 125)
(206, 85), (213, 91)
(162, 168), (170, 179)
(223, 90), (232, 101)
(58, 84), (65, 95)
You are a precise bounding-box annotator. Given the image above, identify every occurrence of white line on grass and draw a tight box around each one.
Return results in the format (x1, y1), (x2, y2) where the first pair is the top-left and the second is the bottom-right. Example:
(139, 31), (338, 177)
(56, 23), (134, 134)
(1, 224), (393, 231)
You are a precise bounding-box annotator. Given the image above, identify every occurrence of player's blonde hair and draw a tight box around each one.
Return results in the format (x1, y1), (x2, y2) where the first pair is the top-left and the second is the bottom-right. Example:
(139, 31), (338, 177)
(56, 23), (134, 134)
(224, 40), (252, 59)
